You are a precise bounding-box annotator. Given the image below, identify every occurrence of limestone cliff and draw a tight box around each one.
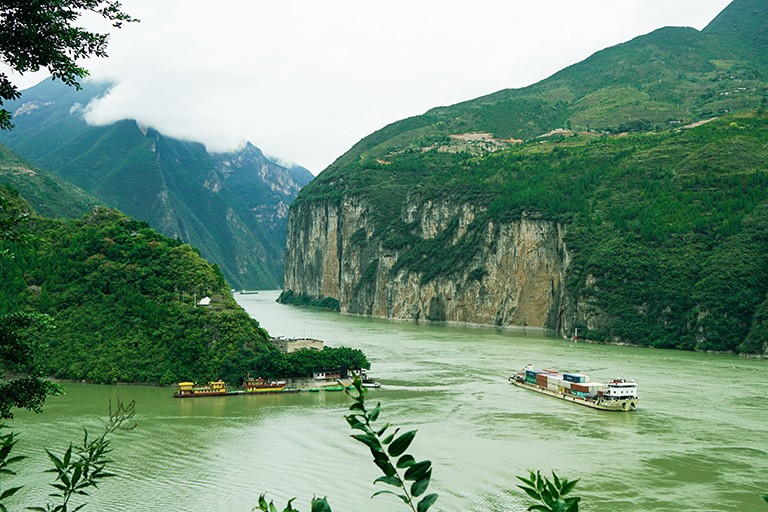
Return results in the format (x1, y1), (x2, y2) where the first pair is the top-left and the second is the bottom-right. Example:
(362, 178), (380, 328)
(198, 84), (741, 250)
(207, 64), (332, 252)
(283, 195), (572, 331)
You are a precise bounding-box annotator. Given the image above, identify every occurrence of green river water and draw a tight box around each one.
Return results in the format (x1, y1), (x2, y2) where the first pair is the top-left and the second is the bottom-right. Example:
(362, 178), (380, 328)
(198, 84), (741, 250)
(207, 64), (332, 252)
(7, 290), (768, 512)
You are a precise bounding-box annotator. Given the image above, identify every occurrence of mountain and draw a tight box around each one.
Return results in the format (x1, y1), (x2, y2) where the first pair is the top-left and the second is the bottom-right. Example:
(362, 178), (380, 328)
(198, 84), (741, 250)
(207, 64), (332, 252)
(280, 0), (768, 355)
(0, 184), (272, 384)
(0, 143), (100, 218)
(0, 80), (314, 290)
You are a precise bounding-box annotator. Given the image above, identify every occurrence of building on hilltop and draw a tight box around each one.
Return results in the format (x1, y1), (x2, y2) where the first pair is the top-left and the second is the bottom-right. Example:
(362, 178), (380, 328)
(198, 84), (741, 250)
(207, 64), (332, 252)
(270, 336), (324, 353)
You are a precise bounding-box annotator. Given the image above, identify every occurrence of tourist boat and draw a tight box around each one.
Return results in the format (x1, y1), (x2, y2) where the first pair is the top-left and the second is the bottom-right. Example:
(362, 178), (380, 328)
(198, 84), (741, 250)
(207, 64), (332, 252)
(243, 376), (290, 393)
(174, 380), (230, 397)
(508, 366), (639, 411)
(174, 377), (302, 398)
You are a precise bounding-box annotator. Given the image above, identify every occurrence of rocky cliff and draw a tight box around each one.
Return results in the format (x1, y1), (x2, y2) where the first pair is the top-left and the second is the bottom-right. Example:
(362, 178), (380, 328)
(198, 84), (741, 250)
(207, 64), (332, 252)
(280, 0), (768, 354)
(284, 196), (571, 331)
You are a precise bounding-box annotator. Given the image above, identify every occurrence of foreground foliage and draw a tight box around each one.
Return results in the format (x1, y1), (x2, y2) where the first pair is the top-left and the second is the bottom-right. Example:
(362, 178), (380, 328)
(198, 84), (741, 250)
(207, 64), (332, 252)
(0, 400), (135, 512)
(257, 377), (437, 512)
(517, 471), (580, 512)
(0, 0), (136, 129)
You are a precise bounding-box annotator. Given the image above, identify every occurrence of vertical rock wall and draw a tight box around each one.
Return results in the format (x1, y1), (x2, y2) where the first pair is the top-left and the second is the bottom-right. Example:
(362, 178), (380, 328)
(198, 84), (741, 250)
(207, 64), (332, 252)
(283, 196), (571, 332)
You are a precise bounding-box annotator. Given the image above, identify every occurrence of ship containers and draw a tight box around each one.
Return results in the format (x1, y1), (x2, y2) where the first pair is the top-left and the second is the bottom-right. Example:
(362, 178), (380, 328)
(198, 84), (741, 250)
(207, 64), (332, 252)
(535, 374), (548, 388)
(563, 373), (589, 383)
(546, 374), (561, 391)
(572, 382), (603, 396)
(525, 369), (539, 384)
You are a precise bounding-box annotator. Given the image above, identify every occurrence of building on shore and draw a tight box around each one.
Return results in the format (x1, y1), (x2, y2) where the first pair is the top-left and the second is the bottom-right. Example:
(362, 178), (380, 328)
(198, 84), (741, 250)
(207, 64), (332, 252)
(270, 336), (324, 353)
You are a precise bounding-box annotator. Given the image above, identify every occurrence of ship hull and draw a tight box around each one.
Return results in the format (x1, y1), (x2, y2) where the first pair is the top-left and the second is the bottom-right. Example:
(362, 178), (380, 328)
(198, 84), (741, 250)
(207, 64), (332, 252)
(509, 378), (638, 412)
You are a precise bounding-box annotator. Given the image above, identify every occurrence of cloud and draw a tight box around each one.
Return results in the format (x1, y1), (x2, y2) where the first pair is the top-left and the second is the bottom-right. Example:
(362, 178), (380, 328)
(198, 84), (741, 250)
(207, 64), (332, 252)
(22, 0), (735, 173)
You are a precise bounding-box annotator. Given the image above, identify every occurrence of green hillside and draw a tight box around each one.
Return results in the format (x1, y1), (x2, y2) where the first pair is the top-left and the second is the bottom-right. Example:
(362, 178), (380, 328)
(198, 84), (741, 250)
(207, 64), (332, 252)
(0, 186), (272, 384)
(327, 0), (767, 170)
(0, 144), (99, 218)
(288, 0), (768, 354)
(0, 81), (314, 290)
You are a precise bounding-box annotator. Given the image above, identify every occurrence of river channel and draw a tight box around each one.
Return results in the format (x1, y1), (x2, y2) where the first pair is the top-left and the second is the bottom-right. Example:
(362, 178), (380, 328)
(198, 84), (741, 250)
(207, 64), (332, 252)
(7, 290), (768, 511)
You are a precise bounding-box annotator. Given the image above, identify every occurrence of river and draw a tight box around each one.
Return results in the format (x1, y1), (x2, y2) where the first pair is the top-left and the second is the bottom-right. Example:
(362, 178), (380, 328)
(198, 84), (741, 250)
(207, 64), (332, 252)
(7, 290), (768, 512)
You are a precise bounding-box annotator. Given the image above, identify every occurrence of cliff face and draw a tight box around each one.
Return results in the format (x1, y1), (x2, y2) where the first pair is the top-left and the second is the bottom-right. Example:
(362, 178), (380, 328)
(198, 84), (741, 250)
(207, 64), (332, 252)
(284, 196), (570, 331)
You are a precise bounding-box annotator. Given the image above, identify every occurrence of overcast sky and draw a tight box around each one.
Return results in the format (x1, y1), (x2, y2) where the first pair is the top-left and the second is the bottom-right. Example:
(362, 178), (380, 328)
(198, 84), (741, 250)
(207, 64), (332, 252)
(4, 0), (733, 173)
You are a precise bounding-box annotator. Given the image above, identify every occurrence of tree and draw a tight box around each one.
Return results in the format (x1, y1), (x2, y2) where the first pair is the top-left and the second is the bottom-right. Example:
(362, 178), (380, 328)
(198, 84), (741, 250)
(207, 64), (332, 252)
(0, 312), (61, 419)
(0, 0), (136, 129)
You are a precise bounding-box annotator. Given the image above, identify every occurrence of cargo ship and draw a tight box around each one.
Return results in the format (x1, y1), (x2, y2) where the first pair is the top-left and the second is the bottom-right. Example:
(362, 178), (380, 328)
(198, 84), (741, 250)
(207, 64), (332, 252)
(508, 366), (639, 411)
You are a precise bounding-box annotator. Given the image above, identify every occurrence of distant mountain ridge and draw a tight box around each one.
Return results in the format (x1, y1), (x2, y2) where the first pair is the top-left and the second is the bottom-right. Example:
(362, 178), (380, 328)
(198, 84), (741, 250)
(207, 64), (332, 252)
(0, 79), (314, 289)
(281, 0), (768, 355)
(328, 0), (767, 170)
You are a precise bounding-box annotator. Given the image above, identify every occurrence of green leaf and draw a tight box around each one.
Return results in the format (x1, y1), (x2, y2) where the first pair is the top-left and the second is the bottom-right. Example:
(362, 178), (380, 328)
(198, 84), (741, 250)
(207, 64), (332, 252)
(517, 474), (536, 487)
(368, 403), (381, 422)
(375, 423), (390, 437)
(351, 434), (383, 453)
(310, 496), (332, 512)
(345, 416), (369, 433)
(417, 493), (438, 512)
(388, 430), (417, 457)
(559, 478), (579, 496)
(397, 454), (416, 468)
(565, 496), (580, 512)
(0, 486), (22, 500)
(762, 494), (768, 503)
(46, 449), (64, 470)
(518, 485), (543, 501)
(403, 460), (431, 481)
(374, 475), (403, 487)
(372, 456), (397, 477)
(410, 470), (431, 497)
(282, 497), (297, 512)
(371, 489), (409, 504)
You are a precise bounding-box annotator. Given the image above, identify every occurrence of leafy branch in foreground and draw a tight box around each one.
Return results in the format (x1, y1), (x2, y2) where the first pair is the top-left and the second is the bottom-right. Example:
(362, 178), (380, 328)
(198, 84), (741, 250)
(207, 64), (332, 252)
(517, 470), (580, 512)
(255, 377), (437, 512)
(0, 427), (25, 510)
(344, 377), (438, 512)
(27, 399), (136, 512)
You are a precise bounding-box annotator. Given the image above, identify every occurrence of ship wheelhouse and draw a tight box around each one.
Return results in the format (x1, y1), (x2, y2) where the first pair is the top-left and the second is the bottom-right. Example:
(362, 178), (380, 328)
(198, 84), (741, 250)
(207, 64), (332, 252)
(603, 379), (638, 399)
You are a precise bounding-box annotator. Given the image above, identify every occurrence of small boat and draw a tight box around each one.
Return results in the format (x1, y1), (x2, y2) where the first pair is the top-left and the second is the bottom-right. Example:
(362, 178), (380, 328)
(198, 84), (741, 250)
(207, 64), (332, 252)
(174, 380), (230, 398)
(244, 376), (286, 394)
(508, 366), (639, 412)
(174, 377), (297, 398)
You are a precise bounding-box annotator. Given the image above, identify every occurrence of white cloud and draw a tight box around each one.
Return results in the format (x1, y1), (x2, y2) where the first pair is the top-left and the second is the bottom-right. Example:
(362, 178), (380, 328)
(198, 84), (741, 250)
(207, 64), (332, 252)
(9, 0), (734, 173)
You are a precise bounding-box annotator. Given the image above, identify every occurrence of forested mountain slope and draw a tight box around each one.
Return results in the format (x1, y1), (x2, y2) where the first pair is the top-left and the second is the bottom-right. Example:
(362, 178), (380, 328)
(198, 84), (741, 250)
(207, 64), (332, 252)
(0, 80), (314, 290)
(0, 185), (272, 384)
(282, 0), (768, 355)
(0, 143), (99, 218)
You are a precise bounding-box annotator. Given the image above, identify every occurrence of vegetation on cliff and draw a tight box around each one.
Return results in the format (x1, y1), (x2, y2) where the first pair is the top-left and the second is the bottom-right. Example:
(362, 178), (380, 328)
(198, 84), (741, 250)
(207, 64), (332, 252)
(286, 0), (768, 354)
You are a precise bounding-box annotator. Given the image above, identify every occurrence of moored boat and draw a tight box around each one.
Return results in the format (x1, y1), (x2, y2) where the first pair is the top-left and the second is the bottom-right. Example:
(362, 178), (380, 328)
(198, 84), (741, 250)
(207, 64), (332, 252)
(508, 366), (639, 411)
(174, 380), (230, 398)
(244, 376), (287, 394)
